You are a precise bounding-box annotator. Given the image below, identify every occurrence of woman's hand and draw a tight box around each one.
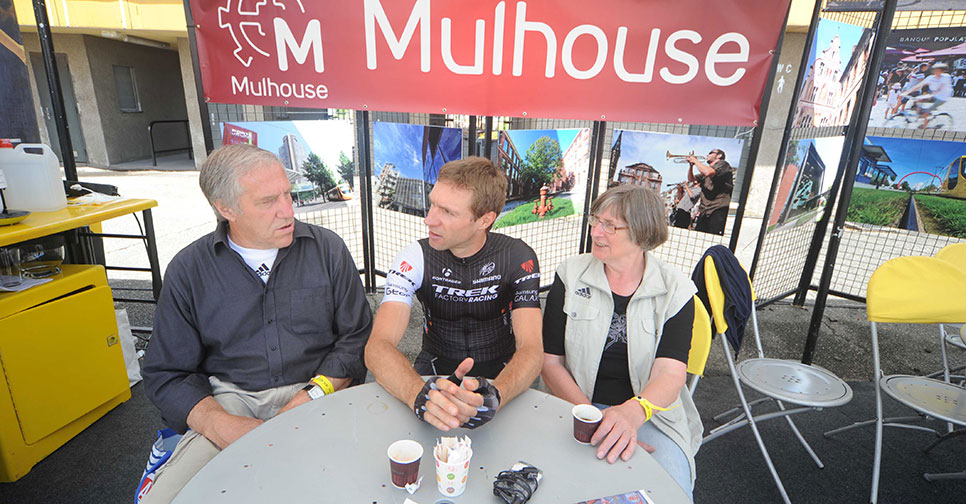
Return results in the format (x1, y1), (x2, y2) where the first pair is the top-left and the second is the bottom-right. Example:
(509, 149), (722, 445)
(590, 400), (654, 463)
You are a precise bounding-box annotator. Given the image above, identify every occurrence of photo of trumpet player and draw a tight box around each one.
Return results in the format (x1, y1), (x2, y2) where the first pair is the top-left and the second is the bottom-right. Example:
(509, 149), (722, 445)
(608, 130), (744, 236)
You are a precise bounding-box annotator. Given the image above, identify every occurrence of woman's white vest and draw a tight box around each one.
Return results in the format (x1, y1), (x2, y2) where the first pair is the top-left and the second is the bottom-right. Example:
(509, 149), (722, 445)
(557, 252), (702, 482)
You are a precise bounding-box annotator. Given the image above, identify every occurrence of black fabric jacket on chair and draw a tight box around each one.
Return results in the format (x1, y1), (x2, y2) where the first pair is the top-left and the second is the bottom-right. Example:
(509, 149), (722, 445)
(691, 245), (752, 357)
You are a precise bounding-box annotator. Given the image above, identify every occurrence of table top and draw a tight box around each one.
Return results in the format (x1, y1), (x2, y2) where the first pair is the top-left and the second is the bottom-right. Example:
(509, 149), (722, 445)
(0, 198), (157, 247)
(174, 382), (690, 504)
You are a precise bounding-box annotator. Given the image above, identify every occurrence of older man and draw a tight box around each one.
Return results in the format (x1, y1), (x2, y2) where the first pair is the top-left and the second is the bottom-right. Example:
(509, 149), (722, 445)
(141, 144), (372, 502)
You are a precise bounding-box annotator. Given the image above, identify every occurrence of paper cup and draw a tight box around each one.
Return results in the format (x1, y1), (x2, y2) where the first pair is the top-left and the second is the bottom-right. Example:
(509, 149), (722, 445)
(572, 404), (602, 444)
(388, 440), (423, 489)
(434, 448), (472, 497)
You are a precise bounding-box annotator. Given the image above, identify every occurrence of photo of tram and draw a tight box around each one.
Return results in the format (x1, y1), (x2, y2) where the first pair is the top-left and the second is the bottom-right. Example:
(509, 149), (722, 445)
(940, 155), (966, 199)
(326, 182), (354, 201)
(848, 137), (966, 238)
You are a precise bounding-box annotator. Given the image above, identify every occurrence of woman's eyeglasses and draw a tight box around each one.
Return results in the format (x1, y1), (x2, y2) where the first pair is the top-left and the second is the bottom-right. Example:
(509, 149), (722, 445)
(588, 215), (629, 235)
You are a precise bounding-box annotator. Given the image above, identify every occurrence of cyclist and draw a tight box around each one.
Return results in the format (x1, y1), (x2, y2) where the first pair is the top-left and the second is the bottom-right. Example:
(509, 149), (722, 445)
(903, 63), (954, 129)
(365, 156), (543, 432)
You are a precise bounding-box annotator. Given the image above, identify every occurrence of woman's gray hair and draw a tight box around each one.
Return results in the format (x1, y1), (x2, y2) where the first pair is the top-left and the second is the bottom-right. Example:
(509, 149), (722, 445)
(590, 184), (668, 251)
(199, 144), (283, 221)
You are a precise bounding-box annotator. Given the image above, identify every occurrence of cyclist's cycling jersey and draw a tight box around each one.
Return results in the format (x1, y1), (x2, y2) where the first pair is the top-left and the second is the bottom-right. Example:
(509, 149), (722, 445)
(382, 233), (541, 363)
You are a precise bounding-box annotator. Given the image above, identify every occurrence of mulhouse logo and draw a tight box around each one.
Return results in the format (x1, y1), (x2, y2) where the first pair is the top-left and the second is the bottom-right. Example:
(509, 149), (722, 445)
(218, 0), (313, 69)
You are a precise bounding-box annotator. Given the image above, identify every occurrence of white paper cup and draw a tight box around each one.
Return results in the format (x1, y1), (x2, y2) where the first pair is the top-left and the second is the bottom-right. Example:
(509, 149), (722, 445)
(434, 447), (472, 497)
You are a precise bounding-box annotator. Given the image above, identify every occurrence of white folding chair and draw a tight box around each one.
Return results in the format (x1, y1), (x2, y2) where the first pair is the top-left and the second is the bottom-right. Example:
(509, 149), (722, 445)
(823, 256), (966, 503)
(698, 251), (853, 504)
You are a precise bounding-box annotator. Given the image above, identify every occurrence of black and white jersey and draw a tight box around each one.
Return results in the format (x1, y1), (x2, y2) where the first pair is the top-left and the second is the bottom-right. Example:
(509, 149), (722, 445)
(383, 233), (541, 363)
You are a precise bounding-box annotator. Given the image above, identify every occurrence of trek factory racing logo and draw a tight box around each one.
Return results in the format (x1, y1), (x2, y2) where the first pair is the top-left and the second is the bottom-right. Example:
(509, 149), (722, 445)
(520, 260), (534, 273)
(387, 260), (417, 298)
(217, 0), (329, 100)
(385, 265), (416, 299)
(433, 284), (499, 303)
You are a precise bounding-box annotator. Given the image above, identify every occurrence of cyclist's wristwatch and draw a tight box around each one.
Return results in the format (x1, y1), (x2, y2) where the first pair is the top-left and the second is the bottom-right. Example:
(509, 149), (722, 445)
(301, 374), (335, 400)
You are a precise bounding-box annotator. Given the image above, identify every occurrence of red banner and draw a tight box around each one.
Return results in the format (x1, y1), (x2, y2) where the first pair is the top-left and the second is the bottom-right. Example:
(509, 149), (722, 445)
(190, 0), (790, 125)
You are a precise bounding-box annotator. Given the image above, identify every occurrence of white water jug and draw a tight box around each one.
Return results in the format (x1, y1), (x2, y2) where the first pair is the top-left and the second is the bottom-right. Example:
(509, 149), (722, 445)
(0, 143), (68, 212)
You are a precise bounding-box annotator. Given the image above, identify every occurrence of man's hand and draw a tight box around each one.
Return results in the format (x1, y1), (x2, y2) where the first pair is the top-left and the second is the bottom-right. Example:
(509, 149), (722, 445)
(278, 390), (311, 415)
(206, 414), (264, 450)
(187, 397), (264, 450)
(591, 401), (652, 464)
(417, 357), (484, 431)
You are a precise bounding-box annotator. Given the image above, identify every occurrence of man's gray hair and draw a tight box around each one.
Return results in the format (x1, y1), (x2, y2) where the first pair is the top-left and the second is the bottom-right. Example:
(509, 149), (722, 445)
(590, 184), (668, 251)
(199, 144), (283, 221)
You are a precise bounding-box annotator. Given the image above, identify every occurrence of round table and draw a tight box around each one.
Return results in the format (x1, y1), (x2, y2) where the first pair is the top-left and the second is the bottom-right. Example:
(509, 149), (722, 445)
(174, 382), (691, 503)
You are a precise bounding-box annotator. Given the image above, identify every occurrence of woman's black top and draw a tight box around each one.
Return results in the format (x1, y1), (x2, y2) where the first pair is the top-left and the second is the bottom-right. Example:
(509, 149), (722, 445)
(543, 273), (694, 406)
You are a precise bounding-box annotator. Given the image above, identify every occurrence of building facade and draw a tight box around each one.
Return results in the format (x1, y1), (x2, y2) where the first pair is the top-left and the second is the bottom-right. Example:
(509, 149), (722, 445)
(14, 0), (200, 167)
(497, 130), (525, 198)
(554, 127), (590, 193)
(795, 30), (873, 127)
(277, 133), (308, 182)
(618, 163), (662, 191)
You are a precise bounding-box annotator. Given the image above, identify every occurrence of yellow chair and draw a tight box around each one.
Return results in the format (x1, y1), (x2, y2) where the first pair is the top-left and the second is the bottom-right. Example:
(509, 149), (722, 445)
(933, 243), (966, 385)
(823, 256), (966, 503)
(699, 251), (852, 504)
(687, 295), (712, 396)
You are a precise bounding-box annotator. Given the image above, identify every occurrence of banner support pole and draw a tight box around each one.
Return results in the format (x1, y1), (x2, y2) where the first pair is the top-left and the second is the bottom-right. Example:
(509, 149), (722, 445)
(802, 0), (898, 365)
(581, 121), (606, 253)
(749, 0), (824, 281)
(468, 116), (477, 157)
(182, 0), (214, 154)
(356, 110), (376, 293)
(31, 0), (76, 180)
(483, 117), (494, 159)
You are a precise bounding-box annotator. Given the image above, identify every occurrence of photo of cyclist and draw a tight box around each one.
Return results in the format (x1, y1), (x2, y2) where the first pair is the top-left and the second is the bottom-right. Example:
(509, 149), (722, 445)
(868, 27), (966, 132)
(902, 63), (954, 130)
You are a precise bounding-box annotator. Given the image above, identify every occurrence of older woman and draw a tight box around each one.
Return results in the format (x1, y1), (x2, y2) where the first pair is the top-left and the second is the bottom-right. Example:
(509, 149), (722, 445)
(541, 184), (701, 499)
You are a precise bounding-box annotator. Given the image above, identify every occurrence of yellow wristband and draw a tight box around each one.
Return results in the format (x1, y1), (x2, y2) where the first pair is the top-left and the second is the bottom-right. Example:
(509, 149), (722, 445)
(633, 395), (677, 422)
(310, 375), (336, 396)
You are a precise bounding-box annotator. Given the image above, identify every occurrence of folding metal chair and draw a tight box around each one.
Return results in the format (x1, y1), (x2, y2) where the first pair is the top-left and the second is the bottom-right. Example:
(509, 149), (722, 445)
(698, 251), (853, 504)
(823, 256), (966, 503)
(688, 295), (712, 396)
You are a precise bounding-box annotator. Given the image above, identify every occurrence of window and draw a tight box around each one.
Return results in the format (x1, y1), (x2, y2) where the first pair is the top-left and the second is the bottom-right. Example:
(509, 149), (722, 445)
(113, 65), (141, 112)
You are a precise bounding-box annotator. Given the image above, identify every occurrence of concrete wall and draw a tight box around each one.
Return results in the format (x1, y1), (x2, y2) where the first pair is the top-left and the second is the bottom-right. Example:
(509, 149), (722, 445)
(177, 37), (207, 169)
(24, 33), (110, 167)
(83, 35), (188, 164)
(744, 32), (807, 218)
